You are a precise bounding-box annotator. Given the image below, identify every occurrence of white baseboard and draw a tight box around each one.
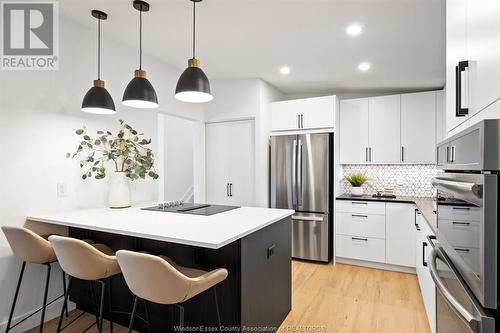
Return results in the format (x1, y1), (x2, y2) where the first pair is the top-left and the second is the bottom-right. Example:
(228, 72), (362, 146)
(336, 257), (417, 274)
(0, 298), (76, 332)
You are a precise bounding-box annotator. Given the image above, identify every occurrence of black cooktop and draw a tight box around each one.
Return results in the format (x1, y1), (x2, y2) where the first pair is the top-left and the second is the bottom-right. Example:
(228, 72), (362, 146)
(142, 202), (239, 216)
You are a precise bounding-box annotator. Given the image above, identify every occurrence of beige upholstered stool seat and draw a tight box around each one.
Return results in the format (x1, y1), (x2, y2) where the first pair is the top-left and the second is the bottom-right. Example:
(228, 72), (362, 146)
(117, 250), (228, 305)
(1, 226), (73, 333)
(48, 235), (120, 281)
(116, 250), (228, 332)
(2, 226), (58, 264)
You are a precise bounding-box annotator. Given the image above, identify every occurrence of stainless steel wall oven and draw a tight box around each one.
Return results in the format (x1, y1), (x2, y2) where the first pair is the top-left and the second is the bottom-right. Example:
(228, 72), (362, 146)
(431, 120), (499, 333)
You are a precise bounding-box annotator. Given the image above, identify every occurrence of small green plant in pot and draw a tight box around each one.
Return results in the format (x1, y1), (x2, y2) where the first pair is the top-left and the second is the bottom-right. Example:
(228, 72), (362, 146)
(345, 172), (368, 196)
(68, 119), (159, 208)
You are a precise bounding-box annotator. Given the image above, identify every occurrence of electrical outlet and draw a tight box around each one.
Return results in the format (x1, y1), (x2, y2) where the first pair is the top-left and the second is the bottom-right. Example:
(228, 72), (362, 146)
(57, 183), (67, 197)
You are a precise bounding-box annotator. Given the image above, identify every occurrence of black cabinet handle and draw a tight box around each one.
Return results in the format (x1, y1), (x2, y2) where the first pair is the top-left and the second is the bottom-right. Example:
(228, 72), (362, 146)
(297, 115), (300, 128)
(422, 242), (428, 267)
(300, 114), (304, 128)
(351, 237), (368, 241)
(226, 183), (230, 197)
(401, 146), (405, 162)
(229, 183), (233, 197)
(456, 60), (469, 117)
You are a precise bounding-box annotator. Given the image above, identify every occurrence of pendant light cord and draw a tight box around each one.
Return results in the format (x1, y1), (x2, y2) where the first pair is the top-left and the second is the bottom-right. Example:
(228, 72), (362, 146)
(97, 17), (101, 80)
(139, 9), (143, 70)
(192, 0), (196, 59)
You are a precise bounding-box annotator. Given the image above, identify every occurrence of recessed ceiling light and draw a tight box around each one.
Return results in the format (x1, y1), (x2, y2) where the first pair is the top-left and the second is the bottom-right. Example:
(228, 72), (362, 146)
(280, 66), (291, 75)
(358, 62), (371, 71)
(346, 24), (363, 37)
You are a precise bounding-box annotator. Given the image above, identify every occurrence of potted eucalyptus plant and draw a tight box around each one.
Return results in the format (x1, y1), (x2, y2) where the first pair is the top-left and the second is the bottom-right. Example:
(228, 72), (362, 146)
(345, 172), (368, 196)
(67, 119), (159, 208)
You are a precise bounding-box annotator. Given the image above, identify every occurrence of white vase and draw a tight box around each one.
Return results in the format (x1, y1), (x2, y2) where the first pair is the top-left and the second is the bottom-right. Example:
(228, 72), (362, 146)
(351, 186), (364, 196)
(108, 172), (131, 208)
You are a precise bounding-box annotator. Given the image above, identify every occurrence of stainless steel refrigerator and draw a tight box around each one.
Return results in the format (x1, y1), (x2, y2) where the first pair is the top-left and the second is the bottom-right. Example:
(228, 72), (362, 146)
(270, 133), (333, 262)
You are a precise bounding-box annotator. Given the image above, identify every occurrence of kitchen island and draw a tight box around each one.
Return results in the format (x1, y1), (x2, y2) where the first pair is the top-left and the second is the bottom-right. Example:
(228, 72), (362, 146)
(28, 205), (294, 332)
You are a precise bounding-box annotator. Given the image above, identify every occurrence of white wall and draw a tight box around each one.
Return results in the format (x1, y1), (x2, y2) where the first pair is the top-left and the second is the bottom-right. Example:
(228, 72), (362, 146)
(0, 17), (203, 331)
(204, 79), (284, 207)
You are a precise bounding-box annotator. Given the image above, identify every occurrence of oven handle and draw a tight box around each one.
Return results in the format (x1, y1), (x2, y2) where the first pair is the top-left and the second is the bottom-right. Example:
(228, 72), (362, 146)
(431, 178), (483, 205)
(428, 248), (479, 326)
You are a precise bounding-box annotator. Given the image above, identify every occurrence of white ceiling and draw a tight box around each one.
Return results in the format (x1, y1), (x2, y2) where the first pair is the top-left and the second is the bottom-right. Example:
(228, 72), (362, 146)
(60, 0), (446, 95)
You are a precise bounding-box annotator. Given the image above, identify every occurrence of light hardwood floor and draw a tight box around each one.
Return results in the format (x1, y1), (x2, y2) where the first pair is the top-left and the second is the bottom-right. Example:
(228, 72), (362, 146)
(280, 261), (431, 333)
(32, 262), (430, 333)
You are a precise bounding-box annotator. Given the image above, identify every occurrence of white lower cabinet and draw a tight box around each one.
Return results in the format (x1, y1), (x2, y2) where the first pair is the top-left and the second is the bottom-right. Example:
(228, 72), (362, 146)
(386, 203), (417, 267)
(336, 235), (386, 263)
(415, 211), (436, 333)
(336, 200), (416, 268)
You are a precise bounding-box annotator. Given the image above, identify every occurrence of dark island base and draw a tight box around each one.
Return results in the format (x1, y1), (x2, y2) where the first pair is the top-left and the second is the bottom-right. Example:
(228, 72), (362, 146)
(67, 216), (291, 333)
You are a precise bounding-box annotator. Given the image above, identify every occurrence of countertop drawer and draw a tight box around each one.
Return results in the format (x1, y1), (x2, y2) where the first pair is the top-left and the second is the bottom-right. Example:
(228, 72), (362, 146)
(438, 205), (481, 222)
(336, 200), (386, 215)
(336, 212), (385, 239)
(336, 234), (385, 263)
(438, 219), (480, 248)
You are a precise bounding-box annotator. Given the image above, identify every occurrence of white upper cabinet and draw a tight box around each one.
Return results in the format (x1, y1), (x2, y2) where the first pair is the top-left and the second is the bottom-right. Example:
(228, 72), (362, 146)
(401, 91), (437, 163)
(339, 98), (369, 164)
(446, 0), (500, 133)
(466, 0), (500, 116)
(271, 96), (335, 132)
(446, 0), (468, 132)
(340, 91), (439, 164)
(368, 95), (401, 163)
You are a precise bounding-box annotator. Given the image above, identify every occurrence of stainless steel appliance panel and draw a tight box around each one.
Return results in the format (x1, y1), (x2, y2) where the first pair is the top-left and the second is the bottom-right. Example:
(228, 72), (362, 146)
(429, 245), (495, 333)
(270, 135), (298, 210)
(291, 212), (329, 262)
(433, 173), (498, 310)
(296, 133), (330, 213)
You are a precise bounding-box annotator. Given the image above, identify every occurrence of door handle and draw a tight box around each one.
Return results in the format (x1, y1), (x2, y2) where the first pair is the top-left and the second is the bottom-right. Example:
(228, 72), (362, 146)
(401, 146), (405, 162)
(292, 139), (297, 208)
(297, 140), (303, 206)
(422, 242), (428, 267)
(365, 147), (368, 162)
(351, 214), (368, 219)
(291, 215), (324, 222)
(300, 114), (304, 128)
(351, 201), (367, 205)
(369, 147), (372, 162)
(351, 237), (368, 241)
(452, 221), (471, 226)
(226, 183), (230, 197)
(297, 115), (300, 128)
(229, 183), (233, 197)
(446, 146), (450, 163)
(456, 61), (469, 117)
(451, 146), (456, 163)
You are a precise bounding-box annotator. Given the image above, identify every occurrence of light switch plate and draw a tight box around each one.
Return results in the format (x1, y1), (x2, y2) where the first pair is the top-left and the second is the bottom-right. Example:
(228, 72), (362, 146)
(57, 183), (67, 197)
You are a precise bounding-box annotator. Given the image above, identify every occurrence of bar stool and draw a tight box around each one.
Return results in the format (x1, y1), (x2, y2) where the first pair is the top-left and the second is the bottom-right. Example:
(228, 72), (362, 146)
(48, 235), (121, 333)
(116, 250), (228, 333)
(1, 226), (70, 333)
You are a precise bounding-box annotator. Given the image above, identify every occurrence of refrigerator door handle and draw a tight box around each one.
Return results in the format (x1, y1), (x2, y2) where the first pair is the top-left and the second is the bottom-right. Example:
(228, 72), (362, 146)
(292, 139), (297, 208)
(297, 139), (303, 207)
(291, 215), (324, 222)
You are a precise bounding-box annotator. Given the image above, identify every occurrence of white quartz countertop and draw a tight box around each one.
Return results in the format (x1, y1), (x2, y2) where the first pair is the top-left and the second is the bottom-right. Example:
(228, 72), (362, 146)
(27, 205), (295, 249)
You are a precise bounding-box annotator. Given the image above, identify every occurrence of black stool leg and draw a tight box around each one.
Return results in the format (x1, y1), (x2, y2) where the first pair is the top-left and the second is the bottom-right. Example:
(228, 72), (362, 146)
(38, 263), (51, 333)
(97, 280), (106, 333)
(89, 281), (100, 329)
(61, 271), (69, 317)
(142, 299), (152, 333)
(107, 278), (113, 333)
(175, 304), (185, 332)
(128, 296), (138, 333)
(56, 277), (72, 333)
(6, 261), (26, 333)
(213, 287), (221, 333)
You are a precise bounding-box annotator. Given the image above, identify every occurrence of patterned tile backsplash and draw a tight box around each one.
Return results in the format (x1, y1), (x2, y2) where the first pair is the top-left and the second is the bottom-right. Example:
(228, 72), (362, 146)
(341, 164), (437, 197)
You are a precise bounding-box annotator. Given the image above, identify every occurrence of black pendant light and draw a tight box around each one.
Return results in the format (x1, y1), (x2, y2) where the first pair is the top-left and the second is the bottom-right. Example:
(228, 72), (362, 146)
(122, 0), (159, 109)
(175, 0), (213, 103)
(81, 10), (116, 114)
